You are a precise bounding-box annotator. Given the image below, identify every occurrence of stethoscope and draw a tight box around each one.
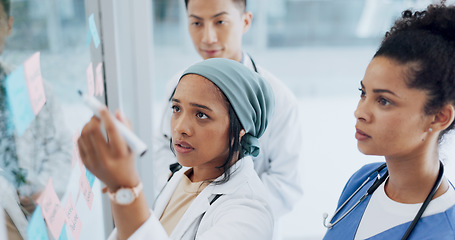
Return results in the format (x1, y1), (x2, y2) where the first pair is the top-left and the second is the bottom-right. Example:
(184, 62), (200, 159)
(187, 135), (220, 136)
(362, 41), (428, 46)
(323, 161), (444, 240)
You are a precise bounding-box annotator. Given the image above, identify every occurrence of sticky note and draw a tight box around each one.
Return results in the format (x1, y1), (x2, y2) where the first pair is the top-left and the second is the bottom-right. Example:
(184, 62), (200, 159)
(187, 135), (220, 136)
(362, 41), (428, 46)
(59, 225), (68, 240)
(85, 28), (91, 47)
(86, 62), (94, 97)
(38, 179), (66, 240)
(88, 14), (100, 48)
(27, 205), (49, 240)
(86, 169), (95, 188)
(79, 174), (94, 210)
(5, 65), (35, 136)
(95, 62), (104, 96)
(64, 194), (82, 240)
(24, 52), (46, 115)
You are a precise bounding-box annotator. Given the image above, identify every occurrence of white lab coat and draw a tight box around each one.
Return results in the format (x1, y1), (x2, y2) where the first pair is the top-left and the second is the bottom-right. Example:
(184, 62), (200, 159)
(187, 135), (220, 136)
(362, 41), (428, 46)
(108, 156), (274, 240)
(152, 53), (304, 221)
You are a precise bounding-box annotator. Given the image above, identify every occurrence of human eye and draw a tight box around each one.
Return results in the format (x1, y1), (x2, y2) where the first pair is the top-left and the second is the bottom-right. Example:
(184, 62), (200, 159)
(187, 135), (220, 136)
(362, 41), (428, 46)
(377, 97), (391, 106)
(196, 112), (209, 119)
(191, 21), (202, 27)
(358, 88), (366, 99)
(216, 20), (226, 25)
(171, 105), (180, 113)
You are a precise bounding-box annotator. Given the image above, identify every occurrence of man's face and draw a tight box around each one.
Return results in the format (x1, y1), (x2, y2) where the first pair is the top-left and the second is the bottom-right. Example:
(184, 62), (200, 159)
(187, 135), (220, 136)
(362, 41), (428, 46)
(187, 0), (252, 62)
(0, 4), (12, 55)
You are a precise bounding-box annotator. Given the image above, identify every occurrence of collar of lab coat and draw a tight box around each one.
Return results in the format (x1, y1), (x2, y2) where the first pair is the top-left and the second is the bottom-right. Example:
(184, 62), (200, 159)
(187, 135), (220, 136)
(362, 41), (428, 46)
(241, 51), (257, 73)
(153, 156), (253, 238)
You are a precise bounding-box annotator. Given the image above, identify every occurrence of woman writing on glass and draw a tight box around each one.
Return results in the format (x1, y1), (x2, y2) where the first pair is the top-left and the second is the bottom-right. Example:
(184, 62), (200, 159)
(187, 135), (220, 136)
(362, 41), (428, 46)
(77, 58), (274, 239)
(323, 2), (455, 239)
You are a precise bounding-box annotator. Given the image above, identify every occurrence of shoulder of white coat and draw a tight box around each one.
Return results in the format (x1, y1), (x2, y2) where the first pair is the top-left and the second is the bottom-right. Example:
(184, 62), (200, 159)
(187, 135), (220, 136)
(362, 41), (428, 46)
(256, 65), (298, 103)
(213, 156), (268, 199)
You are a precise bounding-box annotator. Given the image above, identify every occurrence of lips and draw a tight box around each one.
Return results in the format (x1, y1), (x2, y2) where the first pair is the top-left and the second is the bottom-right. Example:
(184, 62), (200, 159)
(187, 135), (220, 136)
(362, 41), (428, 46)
(201, 49), (221, 56)
(174, 140), (194, 154)
(355, 128), (371, 141)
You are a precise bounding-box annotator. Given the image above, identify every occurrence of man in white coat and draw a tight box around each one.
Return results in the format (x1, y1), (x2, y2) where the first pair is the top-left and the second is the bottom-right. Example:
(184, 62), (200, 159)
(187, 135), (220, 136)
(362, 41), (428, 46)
(152, 0), (303, 237)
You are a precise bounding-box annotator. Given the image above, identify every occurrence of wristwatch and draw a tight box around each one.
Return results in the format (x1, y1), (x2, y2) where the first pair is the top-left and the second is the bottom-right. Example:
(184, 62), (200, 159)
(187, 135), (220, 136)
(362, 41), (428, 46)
(105, 182), (143, 205)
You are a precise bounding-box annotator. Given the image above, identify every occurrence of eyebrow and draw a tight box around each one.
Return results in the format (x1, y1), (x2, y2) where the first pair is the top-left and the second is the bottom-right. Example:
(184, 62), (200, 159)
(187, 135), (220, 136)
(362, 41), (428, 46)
(189, 12), (228, 20)
(172, 98), (213, 111)
(360, 81), (398, 97)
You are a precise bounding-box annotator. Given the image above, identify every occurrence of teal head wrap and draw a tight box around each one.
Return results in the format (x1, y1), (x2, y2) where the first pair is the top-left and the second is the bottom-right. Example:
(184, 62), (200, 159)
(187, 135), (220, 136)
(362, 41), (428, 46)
(180, 58), (275, 157)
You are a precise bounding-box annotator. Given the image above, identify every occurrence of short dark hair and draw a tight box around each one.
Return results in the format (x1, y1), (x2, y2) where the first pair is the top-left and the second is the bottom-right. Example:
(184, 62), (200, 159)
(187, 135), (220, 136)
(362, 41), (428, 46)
(0, 0), (10, 17)
(374, 2), (455, 140)
(184, 0), (246, 12)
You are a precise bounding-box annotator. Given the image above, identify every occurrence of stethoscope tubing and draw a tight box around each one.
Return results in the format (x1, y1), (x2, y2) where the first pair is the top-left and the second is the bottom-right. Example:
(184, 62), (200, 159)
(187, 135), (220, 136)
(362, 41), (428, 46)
(323, 161), (444, 240)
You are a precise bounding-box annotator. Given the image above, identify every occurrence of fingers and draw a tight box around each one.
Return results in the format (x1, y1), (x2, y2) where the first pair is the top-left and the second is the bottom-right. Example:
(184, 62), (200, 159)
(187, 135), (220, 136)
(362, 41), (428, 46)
(78, 116), (109, 171)
(99, 108), (129, 156)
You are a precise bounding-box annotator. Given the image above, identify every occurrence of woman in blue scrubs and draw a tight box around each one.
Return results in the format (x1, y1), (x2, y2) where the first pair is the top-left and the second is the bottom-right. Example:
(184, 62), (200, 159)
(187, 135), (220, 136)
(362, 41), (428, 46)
(323, 3), (455, 240)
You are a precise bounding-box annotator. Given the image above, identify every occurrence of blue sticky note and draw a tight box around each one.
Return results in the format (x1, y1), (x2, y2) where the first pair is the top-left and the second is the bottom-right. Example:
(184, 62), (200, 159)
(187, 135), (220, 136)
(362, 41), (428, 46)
(5, 65), (35, 136)
(58, 225), (68, 240)
(86, 169), (95, 188)
(27, 205), (49, 240)
(88, 14), (100, 48)
(85, 27), (91, 47)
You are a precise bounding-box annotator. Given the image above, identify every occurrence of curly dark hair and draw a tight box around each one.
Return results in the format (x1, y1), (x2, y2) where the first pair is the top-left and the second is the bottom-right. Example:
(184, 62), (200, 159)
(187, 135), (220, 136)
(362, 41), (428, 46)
(374, 2), (455, 139)
(184, 0), (246, 12)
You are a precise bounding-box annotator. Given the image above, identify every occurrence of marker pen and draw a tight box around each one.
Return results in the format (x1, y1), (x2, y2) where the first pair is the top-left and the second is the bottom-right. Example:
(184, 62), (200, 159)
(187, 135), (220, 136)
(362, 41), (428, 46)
(78, 90), (148, 157)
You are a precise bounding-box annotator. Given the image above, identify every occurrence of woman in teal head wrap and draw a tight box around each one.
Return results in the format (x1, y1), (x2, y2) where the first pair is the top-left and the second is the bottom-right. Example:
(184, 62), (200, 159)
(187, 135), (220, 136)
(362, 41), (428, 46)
(78, 58), (275, 239)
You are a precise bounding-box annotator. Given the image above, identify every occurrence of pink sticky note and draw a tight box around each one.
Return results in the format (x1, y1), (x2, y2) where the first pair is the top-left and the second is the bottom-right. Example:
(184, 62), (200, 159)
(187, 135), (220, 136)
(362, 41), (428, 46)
(71, 132), (81, 169)
(95, 62), (104, 96)
(64, 194), (82, 240)
(24, 52), (46, 115)
(38, 179), (65, 240)
(86, 63), (94, 97)
(79, 174), (94, 210)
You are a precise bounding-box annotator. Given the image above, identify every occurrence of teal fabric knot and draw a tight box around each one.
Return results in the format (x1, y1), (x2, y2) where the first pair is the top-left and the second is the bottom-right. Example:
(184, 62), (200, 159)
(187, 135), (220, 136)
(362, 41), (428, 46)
(241, 133), (260, 157)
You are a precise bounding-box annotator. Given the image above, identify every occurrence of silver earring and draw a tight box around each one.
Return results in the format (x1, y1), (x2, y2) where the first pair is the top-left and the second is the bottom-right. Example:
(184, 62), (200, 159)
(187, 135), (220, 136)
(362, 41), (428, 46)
(429, 128), (433, 132)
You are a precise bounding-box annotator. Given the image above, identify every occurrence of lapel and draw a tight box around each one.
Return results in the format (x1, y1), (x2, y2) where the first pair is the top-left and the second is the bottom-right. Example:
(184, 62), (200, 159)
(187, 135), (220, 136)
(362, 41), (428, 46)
(323, 163), (387, 240)
(170, 185), (212, 239)
(168, 157), (251, 239)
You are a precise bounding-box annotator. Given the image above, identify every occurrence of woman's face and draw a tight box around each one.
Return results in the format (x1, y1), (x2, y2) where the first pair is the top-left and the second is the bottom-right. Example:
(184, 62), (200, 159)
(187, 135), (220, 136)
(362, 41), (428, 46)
(171, 74), (230, 172)
(354, 56), (433, 159)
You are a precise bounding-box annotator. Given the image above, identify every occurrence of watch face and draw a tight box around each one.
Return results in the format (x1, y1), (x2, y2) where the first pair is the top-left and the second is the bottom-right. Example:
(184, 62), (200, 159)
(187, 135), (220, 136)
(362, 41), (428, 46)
(116, 189), (134, 205)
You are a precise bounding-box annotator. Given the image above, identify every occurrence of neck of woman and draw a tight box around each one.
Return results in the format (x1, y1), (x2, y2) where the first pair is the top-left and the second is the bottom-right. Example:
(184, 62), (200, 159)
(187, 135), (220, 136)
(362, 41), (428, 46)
(384, 153), (448, 204)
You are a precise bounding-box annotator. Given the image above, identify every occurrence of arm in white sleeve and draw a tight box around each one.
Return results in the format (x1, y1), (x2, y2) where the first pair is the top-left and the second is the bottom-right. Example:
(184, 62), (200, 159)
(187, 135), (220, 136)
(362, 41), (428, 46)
(255, 69), (304, 218)
(108, 198), (273, 240)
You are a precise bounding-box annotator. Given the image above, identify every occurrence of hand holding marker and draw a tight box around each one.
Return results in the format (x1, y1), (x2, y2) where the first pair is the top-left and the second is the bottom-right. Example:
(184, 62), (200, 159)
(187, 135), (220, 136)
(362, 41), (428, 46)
(79, 90), (148, 156)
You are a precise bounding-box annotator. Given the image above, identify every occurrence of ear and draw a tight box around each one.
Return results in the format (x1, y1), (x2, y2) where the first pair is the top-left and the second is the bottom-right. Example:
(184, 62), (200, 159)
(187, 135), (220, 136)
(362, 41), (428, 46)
(6, 16), (13, 36)
(430, 104), (455, 132)
(239, 129), (246, 139)
(242, 11), (252, 34)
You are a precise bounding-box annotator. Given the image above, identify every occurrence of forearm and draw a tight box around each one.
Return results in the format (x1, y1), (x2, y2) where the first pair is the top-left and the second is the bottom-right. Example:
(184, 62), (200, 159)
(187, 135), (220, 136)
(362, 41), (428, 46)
(111, 192), (151, 240)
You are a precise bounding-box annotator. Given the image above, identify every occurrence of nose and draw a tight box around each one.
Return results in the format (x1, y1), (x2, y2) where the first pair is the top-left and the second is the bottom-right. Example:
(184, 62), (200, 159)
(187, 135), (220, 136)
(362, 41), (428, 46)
(202, 25), (217, 44)
(172, 113), (193, 137)
(354, 99), (371, 123)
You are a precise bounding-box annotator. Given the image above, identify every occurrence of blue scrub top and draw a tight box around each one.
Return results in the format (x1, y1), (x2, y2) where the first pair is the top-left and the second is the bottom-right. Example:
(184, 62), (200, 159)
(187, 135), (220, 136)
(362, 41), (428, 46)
(323, 162), (455, 240)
